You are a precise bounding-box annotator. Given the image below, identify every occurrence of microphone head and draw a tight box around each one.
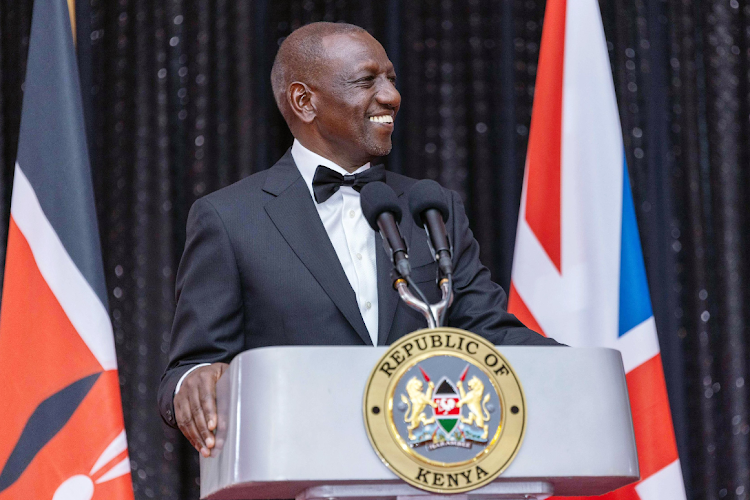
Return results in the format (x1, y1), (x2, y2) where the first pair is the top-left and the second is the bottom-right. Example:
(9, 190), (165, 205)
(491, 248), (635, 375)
(360, 181), (403, 231)
(408, 179), (450, 228)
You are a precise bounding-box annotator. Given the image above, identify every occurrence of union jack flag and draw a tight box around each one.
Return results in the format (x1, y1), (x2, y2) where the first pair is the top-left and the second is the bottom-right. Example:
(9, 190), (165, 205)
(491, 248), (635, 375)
(509, 0), (686, 498)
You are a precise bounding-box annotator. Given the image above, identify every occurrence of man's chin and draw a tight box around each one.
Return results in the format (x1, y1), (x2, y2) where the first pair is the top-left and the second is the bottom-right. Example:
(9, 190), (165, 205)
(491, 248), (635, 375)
(364, 139), (393, 158)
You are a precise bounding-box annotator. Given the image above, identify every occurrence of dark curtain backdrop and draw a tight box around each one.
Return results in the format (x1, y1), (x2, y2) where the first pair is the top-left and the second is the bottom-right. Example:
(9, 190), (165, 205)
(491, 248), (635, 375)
(0, 0), (748, 499)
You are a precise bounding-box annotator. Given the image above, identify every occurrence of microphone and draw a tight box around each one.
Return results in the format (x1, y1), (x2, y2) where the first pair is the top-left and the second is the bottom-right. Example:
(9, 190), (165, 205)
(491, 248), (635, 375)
(360, 182), (411, 279)
(408, 179), (453, 277)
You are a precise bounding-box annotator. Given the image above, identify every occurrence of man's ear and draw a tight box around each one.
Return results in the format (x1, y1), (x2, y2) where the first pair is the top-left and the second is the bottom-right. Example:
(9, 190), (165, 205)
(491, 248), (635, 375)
(288, 82), (316, 124)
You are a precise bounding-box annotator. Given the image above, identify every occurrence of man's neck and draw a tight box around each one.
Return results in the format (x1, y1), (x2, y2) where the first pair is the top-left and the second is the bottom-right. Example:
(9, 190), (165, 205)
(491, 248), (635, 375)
(293, 137), (369, 174)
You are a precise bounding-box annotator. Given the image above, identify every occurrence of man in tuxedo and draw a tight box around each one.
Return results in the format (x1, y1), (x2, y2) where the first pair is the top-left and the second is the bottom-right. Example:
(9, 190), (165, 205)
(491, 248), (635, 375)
(159, 22), (558, 457)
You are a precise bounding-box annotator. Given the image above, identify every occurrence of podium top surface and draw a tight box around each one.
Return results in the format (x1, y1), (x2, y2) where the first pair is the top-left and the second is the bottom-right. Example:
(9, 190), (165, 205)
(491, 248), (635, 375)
(201, 345), (638, 499)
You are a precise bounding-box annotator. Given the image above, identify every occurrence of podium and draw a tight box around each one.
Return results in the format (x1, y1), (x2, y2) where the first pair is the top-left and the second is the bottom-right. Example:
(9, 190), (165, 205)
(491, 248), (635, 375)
(200, 346), (638, 499)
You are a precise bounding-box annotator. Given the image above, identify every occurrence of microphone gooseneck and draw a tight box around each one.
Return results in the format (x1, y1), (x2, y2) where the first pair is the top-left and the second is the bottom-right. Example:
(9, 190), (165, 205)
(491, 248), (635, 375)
(408, 179), (453, 277)
(360, 182), (437, 327)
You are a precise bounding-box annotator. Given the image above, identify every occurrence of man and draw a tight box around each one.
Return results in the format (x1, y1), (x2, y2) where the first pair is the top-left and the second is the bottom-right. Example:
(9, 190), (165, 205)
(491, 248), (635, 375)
(159, 22), (558, 458)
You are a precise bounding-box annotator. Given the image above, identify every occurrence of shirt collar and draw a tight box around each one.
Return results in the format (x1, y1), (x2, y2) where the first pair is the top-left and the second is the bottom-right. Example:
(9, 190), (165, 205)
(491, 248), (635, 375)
(291, 139), (371, 202)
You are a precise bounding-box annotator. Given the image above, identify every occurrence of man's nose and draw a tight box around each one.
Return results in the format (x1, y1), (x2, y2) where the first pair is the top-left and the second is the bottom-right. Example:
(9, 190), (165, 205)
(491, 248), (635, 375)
(376, 79), (401, 110)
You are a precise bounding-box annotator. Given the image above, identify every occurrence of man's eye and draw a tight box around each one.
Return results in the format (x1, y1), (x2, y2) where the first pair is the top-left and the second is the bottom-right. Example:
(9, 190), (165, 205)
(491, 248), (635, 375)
(388, 76), (397, 84)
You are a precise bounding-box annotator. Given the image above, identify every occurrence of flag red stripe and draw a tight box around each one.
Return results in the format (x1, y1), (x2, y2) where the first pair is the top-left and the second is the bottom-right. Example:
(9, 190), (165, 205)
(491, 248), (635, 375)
(508, 281), (546, 337)
(524, 0), (566, 273)
(626, 353), (679, 479)
(0, 217), (102, 470)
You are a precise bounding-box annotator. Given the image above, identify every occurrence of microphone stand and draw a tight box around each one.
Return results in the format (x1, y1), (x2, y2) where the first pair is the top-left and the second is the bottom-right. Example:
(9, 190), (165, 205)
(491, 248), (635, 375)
(393, 276), (453, 329)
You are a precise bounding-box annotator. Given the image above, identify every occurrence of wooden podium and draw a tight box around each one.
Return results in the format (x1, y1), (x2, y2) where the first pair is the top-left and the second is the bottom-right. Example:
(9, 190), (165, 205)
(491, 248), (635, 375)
(199, 346), (638, 499)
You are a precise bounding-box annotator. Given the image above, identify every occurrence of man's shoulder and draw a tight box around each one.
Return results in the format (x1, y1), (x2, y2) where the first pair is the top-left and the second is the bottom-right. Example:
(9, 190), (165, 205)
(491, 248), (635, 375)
(197, 150), (298, 213)
(201, 169), (271, 208)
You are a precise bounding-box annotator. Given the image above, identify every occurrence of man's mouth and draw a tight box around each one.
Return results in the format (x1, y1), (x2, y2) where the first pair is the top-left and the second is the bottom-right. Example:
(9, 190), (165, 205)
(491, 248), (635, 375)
(369, 115), (394, 124)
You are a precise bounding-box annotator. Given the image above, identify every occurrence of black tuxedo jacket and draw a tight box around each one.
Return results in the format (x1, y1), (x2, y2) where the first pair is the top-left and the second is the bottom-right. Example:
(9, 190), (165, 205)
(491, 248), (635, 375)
(158, 151), (558, 427)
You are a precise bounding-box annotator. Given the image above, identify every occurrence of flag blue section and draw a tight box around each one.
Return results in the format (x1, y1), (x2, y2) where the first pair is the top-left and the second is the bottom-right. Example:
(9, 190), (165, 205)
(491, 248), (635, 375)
(618, 156), (653, 336)
(14, 0), (108, 308)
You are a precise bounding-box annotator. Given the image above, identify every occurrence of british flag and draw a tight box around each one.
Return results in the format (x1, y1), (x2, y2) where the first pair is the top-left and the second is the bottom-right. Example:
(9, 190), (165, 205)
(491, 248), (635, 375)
(508, 0), (686, 498)
(0, 0), (133, 498)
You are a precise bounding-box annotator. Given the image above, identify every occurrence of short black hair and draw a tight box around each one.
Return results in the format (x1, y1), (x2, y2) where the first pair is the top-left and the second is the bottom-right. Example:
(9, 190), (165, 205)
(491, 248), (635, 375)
(270, 22), (369, 124)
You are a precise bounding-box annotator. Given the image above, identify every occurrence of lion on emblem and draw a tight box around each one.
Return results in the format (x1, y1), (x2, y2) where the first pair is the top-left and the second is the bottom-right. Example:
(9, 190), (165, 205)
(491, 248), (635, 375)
(401, 377), (437, 440)
(457, 376), (491, 439)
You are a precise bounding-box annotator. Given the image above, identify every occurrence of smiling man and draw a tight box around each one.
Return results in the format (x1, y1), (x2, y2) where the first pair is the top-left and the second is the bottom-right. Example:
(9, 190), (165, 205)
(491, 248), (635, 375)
(158, 22), (558, 458)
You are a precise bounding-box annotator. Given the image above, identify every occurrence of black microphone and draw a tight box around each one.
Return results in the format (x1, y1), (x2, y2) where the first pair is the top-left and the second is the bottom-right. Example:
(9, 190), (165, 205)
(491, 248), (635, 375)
(360, 182), (411, 279)
(408, 179), (453, 277)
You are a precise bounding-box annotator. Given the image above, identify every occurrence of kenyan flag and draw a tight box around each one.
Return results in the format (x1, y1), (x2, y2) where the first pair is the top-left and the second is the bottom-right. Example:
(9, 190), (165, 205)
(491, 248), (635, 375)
(433, 377), (461, 434)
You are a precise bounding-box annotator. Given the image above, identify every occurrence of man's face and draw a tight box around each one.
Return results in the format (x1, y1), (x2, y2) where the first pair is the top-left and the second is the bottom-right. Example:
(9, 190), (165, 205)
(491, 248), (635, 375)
(309, 32), (401, 166)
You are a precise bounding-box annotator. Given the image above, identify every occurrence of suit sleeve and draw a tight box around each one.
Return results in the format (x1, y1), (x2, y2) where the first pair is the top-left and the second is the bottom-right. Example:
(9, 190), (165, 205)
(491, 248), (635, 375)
(158, 197), (245, 427)
(445, 190), (561, 346)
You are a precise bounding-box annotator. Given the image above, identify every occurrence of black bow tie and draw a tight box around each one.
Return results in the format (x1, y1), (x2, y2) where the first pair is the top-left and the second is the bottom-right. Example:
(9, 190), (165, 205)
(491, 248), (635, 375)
(312, 164), (386, 203)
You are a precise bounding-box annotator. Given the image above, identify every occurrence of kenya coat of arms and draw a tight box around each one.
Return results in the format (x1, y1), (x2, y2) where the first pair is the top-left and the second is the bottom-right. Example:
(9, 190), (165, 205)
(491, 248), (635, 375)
(363, 328), (527, 494)
(401, 365), (492, 449)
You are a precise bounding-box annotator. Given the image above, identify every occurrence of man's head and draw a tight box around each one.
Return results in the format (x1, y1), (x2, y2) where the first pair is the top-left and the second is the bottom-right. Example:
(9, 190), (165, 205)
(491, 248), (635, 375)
(271, 22), (401, 171)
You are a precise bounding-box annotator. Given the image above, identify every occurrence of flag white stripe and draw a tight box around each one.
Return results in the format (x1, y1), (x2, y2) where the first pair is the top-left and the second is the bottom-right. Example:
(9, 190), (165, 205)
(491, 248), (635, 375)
(94, 457), (131, 484)
(560, 0), (623, 346)
(10, 164), (117, 371)
(634, 460), (687, 500)
(90, 430), (128, 475)
(615, 317), (661, 374)
(512, 213), (621, 346)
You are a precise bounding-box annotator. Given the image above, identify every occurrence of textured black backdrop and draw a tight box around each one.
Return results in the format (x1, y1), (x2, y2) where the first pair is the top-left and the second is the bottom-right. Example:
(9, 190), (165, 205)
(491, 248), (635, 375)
(1, 0), (749, 499)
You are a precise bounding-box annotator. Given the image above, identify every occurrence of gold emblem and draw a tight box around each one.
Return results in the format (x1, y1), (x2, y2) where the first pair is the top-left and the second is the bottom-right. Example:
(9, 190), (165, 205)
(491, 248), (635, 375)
(363, 328), (526, 494)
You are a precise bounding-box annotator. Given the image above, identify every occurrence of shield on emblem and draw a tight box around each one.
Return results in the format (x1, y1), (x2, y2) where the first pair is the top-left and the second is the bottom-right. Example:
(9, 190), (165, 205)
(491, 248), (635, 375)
(433, 377), (461, 434)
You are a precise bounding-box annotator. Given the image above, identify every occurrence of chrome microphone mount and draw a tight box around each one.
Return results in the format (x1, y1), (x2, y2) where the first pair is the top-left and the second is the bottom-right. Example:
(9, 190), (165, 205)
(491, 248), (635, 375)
(393, 276), (454, 329)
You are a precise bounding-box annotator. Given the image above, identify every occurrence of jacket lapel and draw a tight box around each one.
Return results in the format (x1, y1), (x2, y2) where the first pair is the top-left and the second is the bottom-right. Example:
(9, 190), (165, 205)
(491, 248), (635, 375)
(376, 172), (410, 345)
(263, 151), (372, 345)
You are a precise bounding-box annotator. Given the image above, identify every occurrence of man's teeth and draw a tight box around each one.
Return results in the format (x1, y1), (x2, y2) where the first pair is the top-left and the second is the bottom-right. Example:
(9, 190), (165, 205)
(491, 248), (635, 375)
(369, 115), (393, 124)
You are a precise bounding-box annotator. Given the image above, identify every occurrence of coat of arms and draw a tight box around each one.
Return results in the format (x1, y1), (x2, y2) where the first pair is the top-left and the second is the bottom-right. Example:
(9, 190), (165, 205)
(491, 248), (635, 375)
(400, 365), (493, 450)
(363, 328), (527, 494)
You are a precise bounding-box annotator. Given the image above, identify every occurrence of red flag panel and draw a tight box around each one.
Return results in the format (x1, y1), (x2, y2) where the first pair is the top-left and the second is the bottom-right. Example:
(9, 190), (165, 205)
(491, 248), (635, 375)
(524, 0), (566, 272)
(625, 354), (679, 479)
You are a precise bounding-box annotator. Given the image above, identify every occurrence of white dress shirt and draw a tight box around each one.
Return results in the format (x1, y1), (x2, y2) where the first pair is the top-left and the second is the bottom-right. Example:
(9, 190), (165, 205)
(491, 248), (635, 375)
(291, 139), (380, 345)
(176, 140), (381, 395)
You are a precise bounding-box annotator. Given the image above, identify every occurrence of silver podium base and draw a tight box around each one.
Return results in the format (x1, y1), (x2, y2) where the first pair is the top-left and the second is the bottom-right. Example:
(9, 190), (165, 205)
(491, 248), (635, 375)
(297, 482), (553, 500)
